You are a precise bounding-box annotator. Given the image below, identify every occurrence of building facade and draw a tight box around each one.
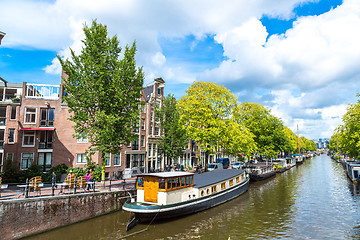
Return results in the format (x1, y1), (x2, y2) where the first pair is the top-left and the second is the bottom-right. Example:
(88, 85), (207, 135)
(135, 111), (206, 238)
(0, 76), (166, 178)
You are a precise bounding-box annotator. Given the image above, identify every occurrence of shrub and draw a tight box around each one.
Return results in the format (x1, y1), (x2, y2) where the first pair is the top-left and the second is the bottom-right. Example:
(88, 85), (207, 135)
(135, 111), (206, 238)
(1, 157), (19, 183)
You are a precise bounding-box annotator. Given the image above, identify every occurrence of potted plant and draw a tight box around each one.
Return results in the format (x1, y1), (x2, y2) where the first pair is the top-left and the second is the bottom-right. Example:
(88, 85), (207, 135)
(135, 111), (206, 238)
(11, 97), (21, 103)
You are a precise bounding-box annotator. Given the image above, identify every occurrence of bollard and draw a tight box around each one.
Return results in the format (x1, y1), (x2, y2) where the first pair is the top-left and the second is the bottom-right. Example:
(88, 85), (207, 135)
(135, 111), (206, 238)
(74, 178), (77, 194)
(123, 179), (126, 190)
(93, 181), (95, 192)
(109, 179), (112, 192)
(25, 178), (29, 198)
(51, 182), (55, 196)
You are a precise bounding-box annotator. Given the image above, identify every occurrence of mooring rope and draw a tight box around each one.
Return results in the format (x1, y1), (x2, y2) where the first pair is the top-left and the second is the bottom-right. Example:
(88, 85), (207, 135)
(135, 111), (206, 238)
(118, 209), (161, 240)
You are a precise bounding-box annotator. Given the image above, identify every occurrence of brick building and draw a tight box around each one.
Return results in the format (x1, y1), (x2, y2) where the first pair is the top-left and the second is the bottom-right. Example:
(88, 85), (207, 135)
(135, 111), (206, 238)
(0, 76), (165, 179)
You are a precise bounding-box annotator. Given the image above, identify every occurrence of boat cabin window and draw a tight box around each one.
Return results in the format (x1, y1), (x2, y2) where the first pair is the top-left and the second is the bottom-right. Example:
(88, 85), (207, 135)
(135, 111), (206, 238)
(236, 176), (240, 183)
(221, 182), (226, 190)
(181, 177), (186, 186)
(159, 178), (165, 189)
(186, 176), (190, 185)
(211, 186), (217, 193)
(167, 178), (172, 189)
(229, 179), (234, 186)
(137, 177), (144, 188)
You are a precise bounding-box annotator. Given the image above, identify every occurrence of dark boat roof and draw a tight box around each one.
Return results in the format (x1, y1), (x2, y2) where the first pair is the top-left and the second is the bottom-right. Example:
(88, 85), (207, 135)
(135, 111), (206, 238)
(194, 169), (245, 188)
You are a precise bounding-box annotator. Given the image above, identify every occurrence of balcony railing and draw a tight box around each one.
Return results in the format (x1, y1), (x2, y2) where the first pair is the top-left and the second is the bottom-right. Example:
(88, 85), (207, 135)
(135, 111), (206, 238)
(26, 84), (60, 100)
(38, 142), (53, 149)
(40, 120), (54, 127)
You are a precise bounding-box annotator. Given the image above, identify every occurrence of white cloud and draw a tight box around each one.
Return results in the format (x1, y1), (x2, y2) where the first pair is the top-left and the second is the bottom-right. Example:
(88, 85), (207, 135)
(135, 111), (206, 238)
(1, 0), (359, 139)
(151, 52), (166, 67)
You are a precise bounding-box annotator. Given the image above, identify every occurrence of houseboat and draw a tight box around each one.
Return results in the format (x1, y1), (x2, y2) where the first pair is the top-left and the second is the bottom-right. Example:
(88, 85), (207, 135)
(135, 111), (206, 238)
(293, 154), (304, 164)
(243, 162), (276, 181)
(122, 169), (249, 223)
(346, 162), (360, 182)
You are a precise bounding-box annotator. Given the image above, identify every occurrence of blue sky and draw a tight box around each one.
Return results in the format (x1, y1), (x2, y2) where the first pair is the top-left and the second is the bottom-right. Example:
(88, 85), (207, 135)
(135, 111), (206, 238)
(0, 0), (358, 139)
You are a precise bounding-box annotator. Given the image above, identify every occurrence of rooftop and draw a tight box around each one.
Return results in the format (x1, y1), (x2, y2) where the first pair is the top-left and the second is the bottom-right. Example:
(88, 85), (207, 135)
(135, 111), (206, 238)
(194, 169), (245, 188)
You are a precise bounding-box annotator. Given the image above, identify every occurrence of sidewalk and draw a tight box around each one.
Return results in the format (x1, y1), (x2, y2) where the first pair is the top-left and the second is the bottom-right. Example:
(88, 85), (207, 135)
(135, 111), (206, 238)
(0, 178), (136, 200)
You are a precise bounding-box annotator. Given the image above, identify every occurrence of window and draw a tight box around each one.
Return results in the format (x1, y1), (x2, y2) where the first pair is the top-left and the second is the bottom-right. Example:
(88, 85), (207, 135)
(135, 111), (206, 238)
(39, 131), (53, 149)
(157, 88), (161, 95)
(159, 178), (165, 189)
(76, 153), (87, 164)
(139, 154), (144, 167)
(155, 127), (159, 136)
(10, 106), (16, 120)
(132, 139), (139, 150)
(201, 190), (205, 196)
(211, 185), (217, 193)
(137, 177), (144, 188)
(141, 135), (145, 147)
(40, 108), (54, 127)
(150, 126), (153, 136)
(221, 182), (226, 190)
(152, 144), (157, 156)
(148, 144), (152, 157)
(105, 154), (110, 167)
(126, 154), (131, 168)
(25, 108), (36, 123)
(141, 119), (145, 130)
(38, 152), (52, 172)
(6, 152), (13, 161)
(156, 99), (161, 107)
(113, 154), (120, 166)
(133, 154), (138, 167)
(8, 129), (15, 143)
(0, 106), (6, 125)
(236, 177), (240, 183)
(21, 153), (34, 169)
(23, 131), (35, 147)
(77, 133), (88, 143)
(229, 179), (234, 187)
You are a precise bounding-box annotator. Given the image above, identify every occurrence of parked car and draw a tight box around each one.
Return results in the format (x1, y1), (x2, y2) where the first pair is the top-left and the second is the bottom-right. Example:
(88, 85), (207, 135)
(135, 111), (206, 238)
(216, 158), (230, 169)
(232, 162), (244, 169)
(208, 163), (223, 171)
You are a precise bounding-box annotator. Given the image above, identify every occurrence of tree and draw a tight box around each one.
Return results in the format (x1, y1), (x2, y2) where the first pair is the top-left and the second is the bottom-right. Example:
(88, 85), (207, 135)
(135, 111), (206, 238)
(178, 82), (255, 169)
(335, 101), (360, 158)
(156, 94), (188, 166)
(235, 102), (290, 159)
(283, 126), (299, 154)
(58, 20), (144, 182)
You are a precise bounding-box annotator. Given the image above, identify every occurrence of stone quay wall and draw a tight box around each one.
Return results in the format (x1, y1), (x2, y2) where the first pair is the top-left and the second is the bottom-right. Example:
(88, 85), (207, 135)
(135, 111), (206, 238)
(0, 190), (136, 240)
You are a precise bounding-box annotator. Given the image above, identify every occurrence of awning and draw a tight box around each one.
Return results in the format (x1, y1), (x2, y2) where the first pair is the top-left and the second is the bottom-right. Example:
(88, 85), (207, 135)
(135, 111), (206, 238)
(20, 128), (55, 131)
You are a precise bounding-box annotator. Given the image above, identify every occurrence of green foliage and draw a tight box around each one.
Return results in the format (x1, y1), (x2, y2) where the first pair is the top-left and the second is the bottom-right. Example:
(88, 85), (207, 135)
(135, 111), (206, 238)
(178, 82), (257, 162)
(66, 167), (85, 177)
(1, 157), (19, 183)
(235, 102), (290, 158)
(57, 20), (144, 179)
(19, 163), (43, 183)
(49, 164), (68, 182)
(156, 94), (188, 163)
(333, 100), (360, 158)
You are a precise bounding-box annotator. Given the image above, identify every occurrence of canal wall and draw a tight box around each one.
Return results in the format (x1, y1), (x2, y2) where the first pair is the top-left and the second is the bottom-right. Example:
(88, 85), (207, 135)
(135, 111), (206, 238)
(0, 189), (136, 240)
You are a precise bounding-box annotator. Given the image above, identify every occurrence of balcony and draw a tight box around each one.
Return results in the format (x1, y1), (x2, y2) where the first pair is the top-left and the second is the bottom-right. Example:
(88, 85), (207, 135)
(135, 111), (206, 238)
(38, 142), (53, 149)
(26, 84), (60, 100)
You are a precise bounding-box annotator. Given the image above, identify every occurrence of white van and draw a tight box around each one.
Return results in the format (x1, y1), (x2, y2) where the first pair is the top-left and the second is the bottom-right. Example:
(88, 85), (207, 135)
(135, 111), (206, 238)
(208, 163), (224, 171)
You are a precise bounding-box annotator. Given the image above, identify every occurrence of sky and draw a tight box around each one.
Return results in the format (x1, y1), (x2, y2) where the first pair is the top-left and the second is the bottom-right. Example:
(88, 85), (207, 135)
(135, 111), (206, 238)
(0, 0), (358, 140)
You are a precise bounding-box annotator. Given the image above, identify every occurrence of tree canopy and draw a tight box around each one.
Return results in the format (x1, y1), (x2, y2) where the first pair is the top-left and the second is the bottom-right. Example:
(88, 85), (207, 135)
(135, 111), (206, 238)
(156, 94), (188, 165)
(178, 82), (256, 166)
(234, 102), (291, 158)
(58, 20), (144, 179)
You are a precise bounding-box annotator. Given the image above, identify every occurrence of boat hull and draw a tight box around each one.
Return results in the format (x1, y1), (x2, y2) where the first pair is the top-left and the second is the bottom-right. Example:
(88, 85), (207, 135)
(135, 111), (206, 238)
(123, 177), (250, 222)
(249, 171), (276, 181)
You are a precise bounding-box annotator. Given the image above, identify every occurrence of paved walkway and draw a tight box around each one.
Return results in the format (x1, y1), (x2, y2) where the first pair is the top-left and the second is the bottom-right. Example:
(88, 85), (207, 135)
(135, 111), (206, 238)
(0, 178), (136, 200)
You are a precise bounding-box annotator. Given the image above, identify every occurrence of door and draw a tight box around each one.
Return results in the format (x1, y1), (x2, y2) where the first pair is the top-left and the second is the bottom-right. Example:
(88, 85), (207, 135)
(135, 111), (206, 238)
(144, 176), (159, 203)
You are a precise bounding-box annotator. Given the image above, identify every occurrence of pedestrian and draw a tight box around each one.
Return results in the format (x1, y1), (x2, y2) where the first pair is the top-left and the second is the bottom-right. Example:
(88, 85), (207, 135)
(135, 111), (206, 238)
(85, 171), (90, 191)
(51, 171), (57, 189)
(87, 169), (94, 190)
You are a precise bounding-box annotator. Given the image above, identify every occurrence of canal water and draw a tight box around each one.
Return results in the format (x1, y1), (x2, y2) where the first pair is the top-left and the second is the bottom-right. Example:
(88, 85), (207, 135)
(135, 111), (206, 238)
(24, 154), (360, 240)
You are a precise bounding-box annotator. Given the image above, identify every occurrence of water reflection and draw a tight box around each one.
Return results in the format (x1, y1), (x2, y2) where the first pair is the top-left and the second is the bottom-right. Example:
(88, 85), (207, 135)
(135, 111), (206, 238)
(24, 155), (360, 240)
